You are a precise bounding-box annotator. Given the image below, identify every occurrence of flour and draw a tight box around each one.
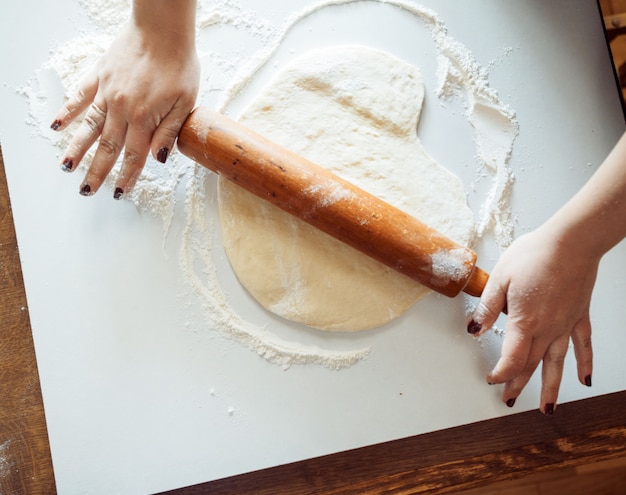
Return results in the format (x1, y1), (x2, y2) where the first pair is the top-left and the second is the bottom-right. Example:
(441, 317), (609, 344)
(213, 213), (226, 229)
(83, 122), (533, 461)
(24, 0), (518, 367)
(0, 440), (12, 480)
(430, 248), (474, 287)
(78, 0), (130, 34)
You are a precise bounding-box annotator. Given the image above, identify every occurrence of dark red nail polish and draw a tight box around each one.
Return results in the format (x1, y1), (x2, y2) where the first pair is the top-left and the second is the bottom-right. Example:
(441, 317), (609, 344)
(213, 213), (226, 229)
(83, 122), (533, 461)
(51, 119), (62, 131)
(157, 147), (169, 163)
(506, 398), (516, 408)
(114, 187), (124, 200)
(79, 184), (92, 196)
(544, 403), (555, 416)
(467, 320), (482, 335)
(60, 158), (73, 172)
(585, 375), (592, 387)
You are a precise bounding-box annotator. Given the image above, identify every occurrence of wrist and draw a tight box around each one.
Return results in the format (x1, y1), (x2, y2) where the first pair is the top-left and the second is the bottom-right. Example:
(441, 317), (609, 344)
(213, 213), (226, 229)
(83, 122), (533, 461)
(541, 201), (613, 263)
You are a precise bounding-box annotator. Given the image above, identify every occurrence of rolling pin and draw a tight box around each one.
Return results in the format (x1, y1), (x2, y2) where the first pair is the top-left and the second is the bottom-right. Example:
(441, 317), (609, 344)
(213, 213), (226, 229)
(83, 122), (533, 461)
(177, 107), (489, 298)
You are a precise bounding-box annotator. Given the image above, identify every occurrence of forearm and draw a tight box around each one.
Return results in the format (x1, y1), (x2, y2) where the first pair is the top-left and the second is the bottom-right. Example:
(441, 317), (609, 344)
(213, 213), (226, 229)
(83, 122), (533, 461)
(544, 131), (626, 259)
(132, 0), (197, 48)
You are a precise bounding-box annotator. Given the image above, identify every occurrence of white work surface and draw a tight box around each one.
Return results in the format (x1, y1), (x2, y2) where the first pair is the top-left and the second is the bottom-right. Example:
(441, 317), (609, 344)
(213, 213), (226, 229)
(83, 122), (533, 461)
(1, 1), (626, 494)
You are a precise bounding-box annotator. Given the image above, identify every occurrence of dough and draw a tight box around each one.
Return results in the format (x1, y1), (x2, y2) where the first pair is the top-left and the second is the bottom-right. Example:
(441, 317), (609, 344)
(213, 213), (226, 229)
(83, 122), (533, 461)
(218, 46), (475, 331)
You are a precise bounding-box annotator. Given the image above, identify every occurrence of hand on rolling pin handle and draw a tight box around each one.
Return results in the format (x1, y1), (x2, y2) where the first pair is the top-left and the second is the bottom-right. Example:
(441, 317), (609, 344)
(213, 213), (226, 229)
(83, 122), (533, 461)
(468, 131), (626, 415)
(50, 0), (200, 199)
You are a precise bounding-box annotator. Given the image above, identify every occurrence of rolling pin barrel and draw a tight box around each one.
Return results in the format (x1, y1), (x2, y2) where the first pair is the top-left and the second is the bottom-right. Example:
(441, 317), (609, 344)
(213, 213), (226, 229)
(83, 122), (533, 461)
(177, 107), (488, 298)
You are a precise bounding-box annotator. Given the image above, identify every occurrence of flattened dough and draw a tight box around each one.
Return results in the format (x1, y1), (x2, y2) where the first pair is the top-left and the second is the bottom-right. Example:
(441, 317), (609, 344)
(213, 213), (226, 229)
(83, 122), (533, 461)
(218, 46), (475, 331)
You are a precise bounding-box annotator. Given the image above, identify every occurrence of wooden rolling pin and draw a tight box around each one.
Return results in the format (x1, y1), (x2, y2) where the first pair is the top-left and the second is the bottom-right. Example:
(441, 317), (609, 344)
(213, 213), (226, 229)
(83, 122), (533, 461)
(177, 107), (489, 298)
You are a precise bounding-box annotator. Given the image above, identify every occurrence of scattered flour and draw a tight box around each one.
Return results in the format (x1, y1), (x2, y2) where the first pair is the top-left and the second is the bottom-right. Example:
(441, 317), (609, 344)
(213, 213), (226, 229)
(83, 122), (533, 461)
(23, 0), (517, 368)
(0, 440), (12, 480)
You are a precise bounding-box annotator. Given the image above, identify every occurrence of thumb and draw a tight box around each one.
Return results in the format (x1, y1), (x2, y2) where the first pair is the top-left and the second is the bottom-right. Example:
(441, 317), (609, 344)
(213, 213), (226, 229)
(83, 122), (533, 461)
(467, 272), (506, 336)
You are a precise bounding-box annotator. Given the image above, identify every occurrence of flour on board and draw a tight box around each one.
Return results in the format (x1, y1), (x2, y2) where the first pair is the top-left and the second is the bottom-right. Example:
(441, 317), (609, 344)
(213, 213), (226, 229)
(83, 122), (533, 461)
(23, 0), (518, 368)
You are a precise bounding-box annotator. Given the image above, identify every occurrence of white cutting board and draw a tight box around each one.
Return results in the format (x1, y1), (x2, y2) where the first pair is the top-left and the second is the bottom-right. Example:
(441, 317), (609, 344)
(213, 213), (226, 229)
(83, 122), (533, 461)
(1, 1), (626, 494)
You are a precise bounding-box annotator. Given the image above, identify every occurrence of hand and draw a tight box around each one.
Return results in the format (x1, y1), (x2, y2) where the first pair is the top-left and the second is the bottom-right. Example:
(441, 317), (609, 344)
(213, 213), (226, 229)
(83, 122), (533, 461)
(468, 226), (596, 415)
(50, 14), (199, 198)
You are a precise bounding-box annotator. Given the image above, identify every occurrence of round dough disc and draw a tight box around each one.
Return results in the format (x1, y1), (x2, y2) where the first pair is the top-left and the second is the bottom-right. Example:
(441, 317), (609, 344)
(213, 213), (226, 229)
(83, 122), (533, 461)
(218, 45), (475, 331)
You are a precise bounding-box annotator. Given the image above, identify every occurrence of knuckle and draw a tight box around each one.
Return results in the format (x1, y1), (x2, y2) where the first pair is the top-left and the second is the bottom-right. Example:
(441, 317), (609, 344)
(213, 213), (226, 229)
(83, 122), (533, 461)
(505, 355), (528, 375)
(128, 106), (152, 128)
(158, 124), (181, 141)
(74, 85), (89, 105)
(97, 137), (121, 157)
(544, 342), (569, 368)
(111, 90), (127, 106)
(474, 299), (500, 324)
(83, 104), (106, 132)
(123, 149), (145, 169)
(545, 352), (566, 369)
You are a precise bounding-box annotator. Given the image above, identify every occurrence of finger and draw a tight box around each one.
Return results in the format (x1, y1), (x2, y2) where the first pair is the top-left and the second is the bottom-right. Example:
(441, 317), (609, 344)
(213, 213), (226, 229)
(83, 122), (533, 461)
(487, 322), (534, 384)
(80, 111), (127, 196)
(539, 333), (570, 415)
(468, 273), (506, 336)
(501, 370), (533, 408)
(59, 102), (107, 173)
(150, 98), (195, 163)
(114, 127), (152, 199)
(571, 314), (593, 387)
(51, 69), (99, 131)
(500, 335), (549, 407)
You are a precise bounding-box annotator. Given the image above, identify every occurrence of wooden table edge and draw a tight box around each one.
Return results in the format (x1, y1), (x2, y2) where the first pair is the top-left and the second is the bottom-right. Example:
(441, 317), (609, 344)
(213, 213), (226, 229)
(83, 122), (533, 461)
(2, 144), (625, 495)
(157, 390), (626, 495)
(0, 145), (56, 494)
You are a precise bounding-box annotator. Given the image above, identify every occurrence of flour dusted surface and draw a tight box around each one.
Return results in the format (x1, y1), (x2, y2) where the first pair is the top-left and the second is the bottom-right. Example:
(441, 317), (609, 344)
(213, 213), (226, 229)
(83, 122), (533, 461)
(24, 0), (519, 365)
(219, 46), (475, 331)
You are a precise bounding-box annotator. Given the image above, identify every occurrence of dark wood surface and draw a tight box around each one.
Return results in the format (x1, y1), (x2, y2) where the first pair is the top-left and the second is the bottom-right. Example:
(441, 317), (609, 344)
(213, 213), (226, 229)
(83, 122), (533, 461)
(159, 392), (626, 495)
(2, 139), (626, 495)
(0, 147), (56, 494)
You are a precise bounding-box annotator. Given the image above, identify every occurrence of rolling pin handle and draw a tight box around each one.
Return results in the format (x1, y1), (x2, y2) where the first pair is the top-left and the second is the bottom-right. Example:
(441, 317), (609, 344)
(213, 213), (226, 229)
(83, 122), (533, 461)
(462, 266), (489, 298)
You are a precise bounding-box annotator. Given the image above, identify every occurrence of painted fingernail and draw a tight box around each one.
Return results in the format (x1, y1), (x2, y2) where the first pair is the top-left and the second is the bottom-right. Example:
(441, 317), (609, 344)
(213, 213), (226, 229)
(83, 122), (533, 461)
(60, 158), (73, 172)
(113, 187), (124, 200)
(506, 398), (516, 408)
(544, 403), (555, 416)
(50, 119), (62, 131)
(157, 147), (169, 163)
(79, 183), (92, 196)
(467, 320), (482, 335)
(585, 375), (592, 387)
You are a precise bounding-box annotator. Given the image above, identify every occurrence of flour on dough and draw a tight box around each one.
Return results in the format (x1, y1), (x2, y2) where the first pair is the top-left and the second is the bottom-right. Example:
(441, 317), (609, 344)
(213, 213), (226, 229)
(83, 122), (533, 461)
(218, 46), (475, 331)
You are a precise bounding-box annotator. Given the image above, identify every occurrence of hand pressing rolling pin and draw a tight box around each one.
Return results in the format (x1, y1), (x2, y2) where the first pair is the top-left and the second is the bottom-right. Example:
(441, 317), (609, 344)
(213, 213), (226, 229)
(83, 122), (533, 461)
(49, 0), (626, 416)
(468, 131), (626, 415)
(50, 0), (199, 199)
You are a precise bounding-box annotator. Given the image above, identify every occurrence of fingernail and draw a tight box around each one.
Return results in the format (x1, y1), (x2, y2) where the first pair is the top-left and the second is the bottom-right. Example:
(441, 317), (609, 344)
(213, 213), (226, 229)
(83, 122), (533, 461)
(467, 320), (482, 335)
(506, 398), (516, 408)
(157, 147), (169, 163)
(50, 119), (62, 131)
(544, 403), (555, 416)
(79, 183), (92, 196)
(113, 187), (124, 200)
(60, 158), (73, 172)
(585, 375), (592, 387)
